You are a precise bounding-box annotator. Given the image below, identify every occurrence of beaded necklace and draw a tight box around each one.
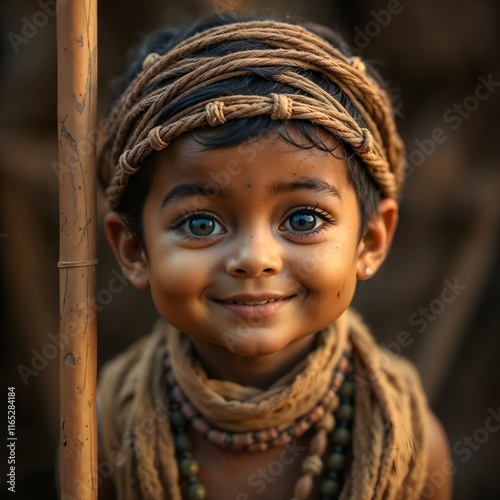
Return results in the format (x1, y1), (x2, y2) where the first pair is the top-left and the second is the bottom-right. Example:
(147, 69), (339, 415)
(165, 347), (354, 500)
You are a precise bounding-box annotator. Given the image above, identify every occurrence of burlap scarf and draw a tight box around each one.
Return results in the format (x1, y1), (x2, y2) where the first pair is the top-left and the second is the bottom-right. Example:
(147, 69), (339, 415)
(98, 309), (429, 499)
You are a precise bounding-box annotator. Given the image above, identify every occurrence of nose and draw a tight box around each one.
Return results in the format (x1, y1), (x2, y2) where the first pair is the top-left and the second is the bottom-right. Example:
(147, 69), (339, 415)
(226, 227), (282, 278)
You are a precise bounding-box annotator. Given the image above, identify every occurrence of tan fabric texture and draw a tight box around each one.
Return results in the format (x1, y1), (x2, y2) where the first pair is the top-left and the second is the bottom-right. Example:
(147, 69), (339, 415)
(98, 309), (429, 499)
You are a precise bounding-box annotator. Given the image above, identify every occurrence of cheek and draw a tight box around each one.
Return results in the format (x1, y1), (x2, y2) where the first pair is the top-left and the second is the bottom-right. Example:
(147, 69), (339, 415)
(294, 243), (358, 301)
(148, 251), (210, 308)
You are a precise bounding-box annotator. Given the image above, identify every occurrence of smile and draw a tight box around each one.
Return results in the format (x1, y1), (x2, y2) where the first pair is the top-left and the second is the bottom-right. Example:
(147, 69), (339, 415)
(224, 299), (282, 305)
(214, 296), (293, 320)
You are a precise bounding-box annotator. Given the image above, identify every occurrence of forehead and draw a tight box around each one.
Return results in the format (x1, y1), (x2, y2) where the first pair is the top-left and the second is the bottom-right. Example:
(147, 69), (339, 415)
(149, 129), (350, 191)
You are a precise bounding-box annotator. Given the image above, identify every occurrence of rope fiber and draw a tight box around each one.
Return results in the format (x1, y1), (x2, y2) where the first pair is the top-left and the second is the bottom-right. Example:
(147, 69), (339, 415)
(98, 20), (406, 209)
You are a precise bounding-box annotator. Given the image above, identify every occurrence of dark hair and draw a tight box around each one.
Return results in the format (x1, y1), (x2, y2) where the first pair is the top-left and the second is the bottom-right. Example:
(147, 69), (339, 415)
(110, 13), (389, 244)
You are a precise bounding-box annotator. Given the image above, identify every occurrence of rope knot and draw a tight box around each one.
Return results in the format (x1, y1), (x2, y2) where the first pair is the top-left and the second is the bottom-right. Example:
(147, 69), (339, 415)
(206, 101), (227, 127)
(142, 52), (161, 71)
(118, 152), (137, 175)
(148, 126), (169, 151)
(357, 128), (373, 154)
(350, 56), (366, 74)
(270, 93), (293, 120)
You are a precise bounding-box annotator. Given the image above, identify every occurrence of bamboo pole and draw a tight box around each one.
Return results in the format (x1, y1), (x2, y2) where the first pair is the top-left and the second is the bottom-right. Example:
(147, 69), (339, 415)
(57, 1), (98, 498)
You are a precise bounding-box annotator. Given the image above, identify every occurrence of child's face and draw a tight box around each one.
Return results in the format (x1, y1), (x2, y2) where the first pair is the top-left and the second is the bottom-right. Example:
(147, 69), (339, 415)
(137, 131), (367, 356)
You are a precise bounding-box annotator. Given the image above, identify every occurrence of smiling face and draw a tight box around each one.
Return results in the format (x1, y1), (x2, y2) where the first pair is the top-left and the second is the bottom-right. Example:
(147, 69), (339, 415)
(105, 129), (398, 361)
(142, 131), (365, 356)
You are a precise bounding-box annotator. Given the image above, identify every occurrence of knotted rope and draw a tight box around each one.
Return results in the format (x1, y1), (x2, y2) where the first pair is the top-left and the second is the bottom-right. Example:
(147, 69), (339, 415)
(98, 20), (406, 209)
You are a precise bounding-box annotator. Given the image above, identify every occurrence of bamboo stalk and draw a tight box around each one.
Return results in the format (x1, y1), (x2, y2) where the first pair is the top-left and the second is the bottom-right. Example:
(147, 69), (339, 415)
(57, 1), (98, 498)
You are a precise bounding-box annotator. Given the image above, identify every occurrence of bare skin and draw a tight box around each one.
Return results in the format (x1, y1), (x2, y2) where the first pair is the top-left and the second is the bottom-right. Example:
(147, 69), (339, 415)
(100, 131), (452, 499)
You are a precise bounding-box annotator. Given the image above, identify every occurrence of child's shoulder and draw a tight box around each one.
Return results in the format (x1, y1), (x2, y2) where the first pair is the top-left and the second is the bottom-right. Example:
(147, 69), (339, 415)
(97, 319), (168, 406)
(423, 409), (453, 499)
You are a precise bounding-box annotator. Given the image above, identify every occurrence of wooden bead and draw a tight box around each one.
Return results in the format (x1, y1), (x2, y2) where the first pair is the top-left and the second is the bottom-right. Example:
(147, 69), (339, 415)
(309, 429), (328, 456)
(336, 403), (354, 422)
(187, 483), (206, 499)
(301, 454), (323, 476)
(232, 432), (254, 448)
(170, 410), (185, 428)
(293, 419), (311, 437)
(179, 457), (199, 477)
(256, 429), (274, 442)
(320, 478), (341, 496)
(338, 356), (349, 373)
(175, 432), (192, 451)
(210, 429), (229, 448)
(272, 432), (292, 447)
(173, 386), (184, 402)
(310, 405), (325, 423)
(331, 427), (351, 447)
(191, 417), (209, 435)
(293, 473), (314, 499)
(269, 427), (279, 439)
(248, 442), (269, 452)
(333, 371), (344, 388)
(327, 469), (340, 480)
(166, 371), (175, 385)
(181, 401), (196, 419)
(327, 452), (346, 471)
(339, 380), (354, 398)
(327, 394), (340, 413)
(316, 412), (335, 433)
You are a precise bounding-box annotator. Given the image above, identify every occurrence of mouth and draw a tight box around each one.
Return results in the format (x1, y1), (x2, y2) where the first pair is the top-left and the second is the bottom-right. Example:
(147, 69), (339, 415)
(223, 298), (284, 306)
(214, 295), (294, 320)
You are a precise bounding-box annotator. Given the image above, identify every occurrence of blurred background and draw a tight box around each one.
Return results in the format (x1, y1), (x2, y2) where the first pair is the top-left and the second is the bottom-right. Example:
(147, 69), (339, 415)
(1, 0), (499, 498)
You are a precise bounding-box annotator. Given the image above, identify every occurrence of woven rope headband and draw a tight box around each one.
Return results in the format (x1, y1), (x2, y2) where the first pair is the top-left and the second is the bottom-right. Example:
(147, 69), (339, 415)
(99, 20), (406, 209)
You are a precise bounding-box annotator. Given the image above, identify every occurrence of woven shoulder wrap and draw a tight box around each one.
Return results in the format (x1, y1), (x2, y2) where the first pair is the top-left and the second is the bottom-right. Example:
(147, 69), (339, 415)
(97, 310), (429, 499)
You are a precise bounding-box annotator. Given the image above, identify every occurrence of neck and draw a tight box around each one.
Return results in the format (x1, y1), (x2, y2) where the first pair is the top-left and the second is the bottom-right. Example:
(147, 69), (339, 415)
(188, 333), (319, 389)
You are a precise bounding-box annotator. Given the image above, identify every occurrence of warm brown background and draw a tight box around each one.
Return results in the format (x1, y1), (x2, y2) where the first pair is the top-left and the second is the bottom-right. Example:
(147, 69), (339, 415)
(1, 0), (499, 498)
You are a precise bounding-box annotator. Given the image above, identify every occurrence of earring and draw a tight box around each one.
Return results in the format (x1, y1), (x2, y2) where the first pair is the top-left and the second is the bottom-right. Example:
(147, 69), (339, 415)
(365, 266), (373, 277)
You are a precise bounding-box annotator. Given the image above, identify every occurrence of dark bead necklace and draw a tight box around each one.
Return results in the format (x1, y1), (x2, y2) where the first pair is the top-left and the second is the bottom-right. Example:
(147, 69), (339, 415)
(166, 365), (354, 500)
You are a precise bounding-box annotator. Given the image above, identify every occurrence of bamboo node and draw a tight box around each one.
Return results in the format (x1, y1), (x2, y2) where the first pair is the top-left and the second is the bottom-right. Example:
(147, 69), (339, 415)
(57, 259), (99, 268)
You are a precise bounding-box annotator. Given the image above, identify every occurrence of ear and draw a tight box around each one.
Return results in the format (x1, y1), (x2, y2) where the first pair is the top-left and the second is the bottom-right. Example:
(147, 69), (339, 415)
(356, 198), (399, 280)
(103, 211), (150, 291)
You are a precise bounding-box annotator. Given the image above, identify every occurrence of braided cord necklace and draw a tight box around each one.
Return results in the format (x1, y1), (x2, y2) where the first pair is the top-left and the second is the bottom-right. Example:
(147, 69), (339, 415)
(165, 346), (355, 500)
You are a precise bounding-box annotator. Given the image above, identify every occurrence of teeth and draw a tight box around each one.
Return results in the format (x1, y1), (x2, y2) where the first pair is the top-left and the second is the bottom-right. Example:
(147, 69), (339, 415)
(230, 299), (278, 305)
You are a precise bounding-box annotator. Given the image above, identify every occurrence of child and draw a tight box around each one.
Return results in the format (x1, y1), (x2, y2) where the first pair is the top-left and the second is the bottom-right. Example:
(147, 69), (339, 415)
(96, 13), (452, 500)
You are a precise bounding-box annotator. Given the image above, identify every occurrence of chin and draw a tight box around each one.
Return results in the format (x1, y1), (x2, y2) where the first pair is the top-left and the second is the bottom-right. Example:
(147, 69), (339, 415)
(216, 329), (302, 357)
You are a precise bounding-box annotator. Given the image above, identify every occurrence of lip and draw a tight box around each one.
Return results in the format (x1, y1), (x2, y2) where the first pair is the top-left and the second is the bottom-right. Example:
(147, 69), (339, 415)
(213, 294), (294, 320)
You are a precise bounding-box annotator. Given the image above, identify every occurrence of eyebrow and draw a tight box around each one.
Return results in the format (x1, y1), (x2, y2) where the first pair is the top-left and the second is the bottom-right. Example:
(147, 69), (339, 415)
(161, 177), (341, 208)
(161, 182), (232, 208)
(271, 177), (342, 202)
